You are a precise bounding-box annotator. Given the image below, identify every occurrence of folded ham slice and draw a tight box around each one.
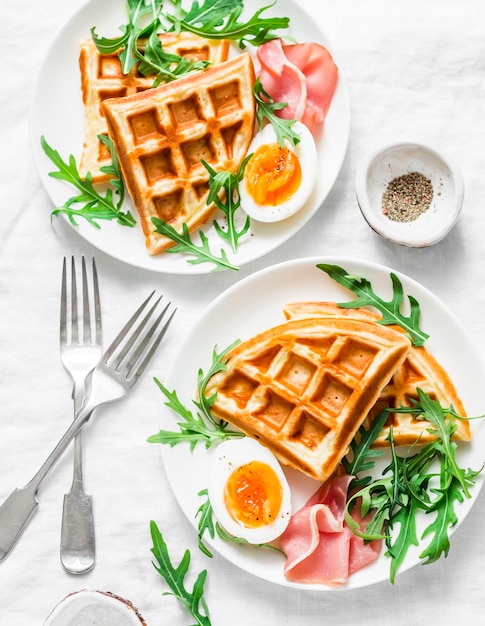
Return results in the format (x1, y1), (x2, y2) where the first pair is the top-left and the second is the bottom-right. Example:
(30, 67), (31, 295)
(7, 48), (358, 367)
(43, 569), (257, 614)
(279, 474), (381, 585)
(257, 39), (338, 134)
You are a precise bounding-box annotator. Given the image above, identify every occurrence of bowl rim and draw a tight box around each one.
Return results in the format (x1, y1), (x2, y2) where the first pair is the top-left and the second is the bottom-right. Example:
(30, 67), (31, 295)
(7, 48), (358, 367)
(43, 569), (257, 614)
(355, 140), (465, 247)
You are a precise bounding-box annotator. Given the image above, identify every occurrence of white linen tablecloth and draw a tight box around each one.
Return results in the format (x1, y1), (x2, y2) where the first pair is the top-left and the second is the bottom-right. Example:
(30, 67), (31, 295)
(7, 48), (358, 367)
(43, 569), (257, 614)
(1, 0), (484, 624)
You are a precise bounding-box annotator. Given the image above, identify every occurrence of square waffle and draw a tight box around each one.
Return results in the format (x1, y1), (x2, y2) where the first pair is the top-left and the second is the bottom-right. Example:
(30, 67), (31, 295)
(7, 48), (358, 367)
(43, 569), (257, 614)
(79, 34), (230, 182)
(102, 52), (256, 255)
(283, 302), (471, 446)
(204, 316), (411, 482)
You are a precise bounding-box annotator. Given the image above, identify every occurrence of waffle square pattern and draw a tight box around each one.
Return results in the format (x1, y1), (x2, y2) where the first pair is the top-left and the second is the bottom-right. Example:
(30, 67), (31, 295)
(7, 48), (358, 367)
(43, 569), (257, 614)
(205, 316), (411, 482)
(283, 302), (471, 448)
(79, 34), (230, 183)
(102, 53), (256, 255)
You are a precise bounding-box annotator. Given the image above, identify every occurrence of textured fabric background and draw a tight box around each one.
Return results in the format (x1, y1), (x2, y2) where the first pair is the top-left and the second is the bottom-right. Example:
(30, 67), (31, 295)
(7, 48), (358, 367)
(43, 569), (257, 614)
(1, 1), (484, 624)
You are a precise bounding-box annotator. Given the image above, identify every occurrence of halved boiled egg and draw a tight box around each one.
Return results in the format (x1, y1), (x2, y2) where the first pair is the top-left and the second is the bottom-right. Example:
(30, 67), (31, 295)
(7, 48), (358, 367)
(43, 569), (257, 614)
(208, 437), (292, 544)
(239, 121), (318, 222)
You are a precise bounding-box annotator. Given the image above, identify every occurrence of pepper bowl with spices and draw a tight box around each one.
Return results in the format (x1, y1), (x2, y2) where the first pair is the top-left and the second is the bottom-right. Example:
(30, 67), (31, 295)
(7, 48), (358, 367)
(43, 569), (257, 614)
(355, 141), (464, 247)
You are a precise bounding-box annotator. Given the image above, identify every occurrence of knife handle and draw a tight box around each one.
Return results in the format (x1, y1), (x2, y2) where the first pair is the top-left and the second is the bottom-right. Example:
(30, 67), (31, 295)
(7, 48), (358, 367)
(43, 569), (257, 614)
(0, 483), (38, 563)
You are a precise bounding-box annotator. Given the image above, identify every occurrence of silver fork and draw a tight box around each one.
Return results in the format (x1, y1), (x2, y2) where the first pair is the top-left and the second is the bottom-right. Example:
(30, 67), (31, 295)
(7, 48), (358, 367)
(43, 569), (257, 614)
(59, 256), (102, 575)
(0, 291), (175, 564)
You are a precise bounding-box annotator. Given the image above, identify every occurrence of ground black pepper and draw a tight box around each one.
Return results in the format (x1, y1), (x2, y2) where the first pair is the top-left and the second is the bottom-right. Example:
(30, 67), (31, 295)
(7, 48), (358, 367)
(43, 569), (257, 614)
(382, 171), (433, 222)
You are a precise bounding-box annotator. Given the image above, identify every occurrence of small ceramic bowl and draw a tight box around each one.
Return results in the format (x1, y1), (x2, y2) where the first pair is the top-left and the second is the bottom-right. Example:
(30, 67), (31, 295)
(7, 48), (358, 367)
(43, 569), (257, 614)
(355, 142), (464, 247)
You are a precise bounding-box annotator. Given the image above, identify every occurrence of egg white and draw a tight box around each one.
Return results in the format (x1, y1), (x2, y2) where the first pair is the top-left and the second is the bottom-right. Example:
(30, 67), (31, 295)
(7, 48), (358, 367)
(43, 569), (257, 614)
(207, 437), (292, 544)
(239, 121), (318, 223)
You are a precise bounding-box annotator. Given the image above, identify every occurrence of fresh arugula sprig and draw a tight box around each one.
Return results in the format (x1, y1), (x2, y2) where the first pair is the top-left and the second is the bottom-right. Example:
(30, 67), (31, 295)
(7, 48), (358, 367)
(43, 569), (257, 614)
(92, 0), (289, 84)
(344, 390), (482, 583)
(253, 77), (301, 147)
(41, 135), (136, 228)
(137, 28), (211, 85)
(150, 521), (212, 626)
(148, 378), (244, 450)
(202, 157), (251, 253)
(196, 489), (284, 558)
(91, 1), (209, 83)
(193, 342), (240, 427)
(148, 341), (244, 449)
(166, 0), (290, 48)
(91, 0), (158, 74)
(342, 408), (388, 491)
(152, 219), (239, 272)
(317, 264), (429, 346)
(153, 157), (252, 269)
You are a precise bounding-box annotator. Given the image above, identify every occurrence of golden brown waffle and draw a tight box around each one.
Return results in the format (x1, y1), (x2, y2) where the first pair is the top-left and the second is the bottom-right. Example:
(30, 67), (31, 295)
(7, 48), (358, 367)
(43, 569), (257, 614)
(283, 302), (471, 446)
(205, 316), (411, 482)
(79, 34), (230, 182)
(102, 52), (256, 255)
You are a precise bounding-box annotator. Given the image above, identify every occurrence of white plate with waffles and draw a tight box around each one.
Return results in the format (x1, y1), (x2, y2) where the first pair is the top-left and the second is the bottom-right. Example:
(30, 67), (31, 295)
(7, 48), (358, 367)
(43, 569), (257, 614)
(30, 0), (350, 274)
(159, 256), (485, 589)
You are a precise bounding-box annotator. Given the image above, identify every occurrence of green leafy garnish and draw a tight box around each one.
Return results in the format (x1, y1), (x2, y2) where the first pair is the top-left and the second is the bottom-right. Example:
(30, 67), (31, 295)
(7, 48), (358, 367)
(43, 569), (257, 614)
(152, 219), (239, 272)
(92, 9), (210, 84)
(166, 0), (290, 48)
(253, 77), (301, 147)
(344, 390), (482, 583)
(196, 489), (216, 558)
(92, 0), (289, 84)
(203, 157), (251, 253)
(317, 263), (429, 346)
(137, 27), (211, 85)
(41, 135), (136, 228)
(150, 521), (211, 626)
(342, 408), (388, 490)
(148, 341), (244, 449)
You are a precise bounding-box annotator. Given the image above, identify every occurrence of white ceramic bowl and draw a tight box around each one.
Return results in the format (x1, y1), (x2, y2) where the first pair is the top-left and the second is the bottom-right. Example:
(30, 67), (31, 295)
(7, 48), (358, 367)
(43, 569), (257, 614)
(355, 142), (464, 247)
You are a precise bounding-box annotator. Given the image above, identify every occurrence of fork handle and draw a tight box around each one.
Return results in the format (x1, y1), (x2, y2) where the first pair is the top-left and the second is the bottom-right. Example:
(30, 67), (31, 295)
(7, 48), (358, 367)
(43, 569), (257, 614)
(0, 405), (94, 563)
(60, 385), (96, 574)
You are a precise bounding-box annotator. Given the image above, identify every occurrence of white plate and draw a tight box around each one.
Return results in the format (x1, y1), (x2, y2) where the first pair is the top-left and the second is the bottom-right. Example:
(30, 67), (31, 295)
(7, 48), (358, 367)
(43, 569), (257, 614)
(30, 0), (350, 274)
(160, 256), (485, 589)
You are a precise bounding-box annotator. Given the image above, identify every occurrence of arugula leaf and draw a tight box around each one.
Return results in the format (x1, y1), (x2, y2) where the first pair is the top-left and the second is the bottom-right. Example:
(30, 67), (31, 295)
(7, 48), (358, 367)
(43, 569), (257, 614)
(193, 341), (240, 426)
(41, 135), (136, 228)
(91, 1), (157, 74)
(152, 219), (239, 272)
(344, 391), (482, 583)
(148, 378), (244, 450)
(92, 0), (289, 86)
(92, 1), (209, 83)
(316, 263), (429, 346)
(196, 489), (216, 558)
(148, 341), (243, 450)
(342, 409), (387, 490)
(253, 77), (301, 147)
(150, 521), (211, 626)
(167, 0), (290, 48)
(202, 158), (251, 254)
(136, 27), (211, 85)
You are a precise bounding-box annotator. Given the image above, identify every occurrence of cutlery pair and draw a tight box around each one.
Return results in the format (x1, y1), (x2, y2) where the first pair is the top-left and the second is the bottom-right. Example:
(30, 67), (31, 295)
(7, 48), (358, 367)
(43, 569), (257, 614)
(0, 257), (175, 567)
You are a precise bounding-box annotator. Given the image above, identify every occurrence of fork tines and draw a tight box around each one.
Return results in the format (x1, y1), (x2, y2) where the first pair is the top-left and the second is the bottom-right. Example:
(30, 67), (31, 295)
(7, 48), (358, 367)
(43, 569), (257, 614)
(102, 292), (176, 384)
(61, 256), (102, 346)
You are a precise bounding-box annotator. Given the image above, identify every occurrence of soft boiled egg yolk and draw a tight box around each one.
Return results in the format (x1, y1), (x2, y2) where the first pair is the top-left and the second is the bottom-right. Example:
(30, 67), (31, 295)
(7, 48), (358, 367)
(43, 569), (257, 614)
(208, 438), (292, 544)
(224, 460), (283, 529)
(244, 143), (302, 207)
(239, 120), (318, 223)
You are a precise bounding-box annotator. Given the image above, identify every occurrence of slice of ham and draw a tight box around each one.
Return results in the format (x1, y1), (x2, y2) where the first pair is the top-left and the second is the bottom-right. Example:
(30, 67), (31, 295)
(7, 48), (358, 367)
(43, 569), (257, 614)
(279, 474), (381, 585)
(257, 39), (339, 134)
